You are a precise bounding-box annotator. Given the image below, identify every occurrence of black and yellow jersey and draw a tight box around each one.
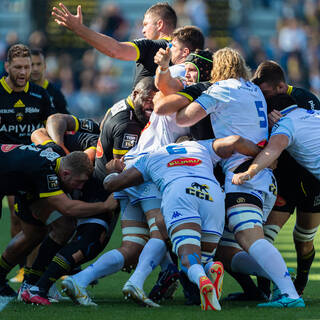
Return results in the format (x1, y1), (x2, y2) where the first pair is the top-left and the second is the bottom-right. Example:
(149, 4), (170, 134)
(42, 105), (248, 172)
(41, 79), (69, 114)
(0, 143), (63, 198)
(71, 115), (100, 134)
(288, 85), (320, 110)
(128, 38), (171, 88)
(0, 77), (55, 144)
(95, 97), (144, 179)
(177, 81), (214, 140)
(64, 132), (98, 152)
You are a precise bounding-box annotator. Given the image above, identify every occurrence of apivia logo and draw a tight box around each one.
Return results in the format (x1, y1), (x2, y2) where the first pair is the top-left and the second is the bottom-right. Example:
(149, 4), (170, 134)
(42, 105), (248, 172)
(0, 123), (42, 133)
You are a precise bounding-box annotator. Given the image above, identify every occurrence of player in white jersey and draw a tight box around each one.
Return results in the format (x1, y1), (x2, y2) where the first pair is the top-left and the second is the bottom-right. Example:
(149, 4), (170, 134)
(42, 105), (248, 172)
(104, 135), (261, 310)
(154, 48), (304, 308)
(233, 93), (320, 298)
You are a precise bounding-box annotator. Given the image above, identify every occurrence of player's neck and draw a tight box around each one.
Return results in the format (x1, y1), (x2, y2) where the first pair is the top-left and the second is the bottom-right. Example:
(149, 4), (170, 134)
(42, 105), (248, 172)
(5, 76), (26, 92)
(158, 30), (172, 40)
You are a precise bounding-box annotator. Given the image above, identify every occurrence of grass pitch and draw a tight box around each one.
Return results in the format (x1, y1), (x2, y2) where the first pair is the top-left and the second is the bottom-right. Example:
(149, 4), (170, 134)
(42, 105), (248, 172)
(1, 199), (320, 320)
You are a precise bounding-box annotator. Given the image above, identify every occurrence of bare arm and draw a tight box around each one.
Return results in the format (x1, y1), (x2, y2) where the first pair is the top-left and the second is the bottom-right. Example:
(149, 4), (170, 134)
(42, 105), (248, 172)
(52, 3), (137, 61)
(104, 167), (144, 193)
(45, 193), (115, 217)
(31, 128), (53, 145)
(176, 101), (207, 127)
(154, 47), (184, 95)
(213, 135), (261, 159)
(232, 134), (289, 185)
(154, 93), (191, 115)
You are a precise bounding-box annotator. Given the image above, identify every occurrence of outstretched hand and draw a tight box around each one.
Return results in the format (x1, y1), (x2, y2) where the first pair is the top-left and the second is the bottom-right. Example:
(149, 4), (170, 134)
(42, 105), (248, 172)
(154, 46), (171, 68)
(52, 2), (83, 31)
(232, 172), (251, 185)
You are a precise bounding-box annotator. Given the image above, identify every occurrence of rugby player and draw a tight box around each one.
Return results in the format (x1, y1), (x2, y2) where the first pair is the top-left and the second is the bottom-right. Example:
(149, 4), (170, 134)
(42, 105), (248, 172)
(52, 2), (177, 87)
(155, 48), (304, 308)
(30, 49), (69, 114)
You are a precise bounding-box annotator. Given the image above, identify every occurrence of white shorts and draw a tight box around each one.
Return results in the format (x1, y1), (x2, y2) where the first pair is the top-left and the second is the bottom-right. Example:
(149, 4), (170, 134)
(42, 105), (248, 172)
(120, 198), (146, 223)
(125, 181), (162, 206)
(161, 176), (225, 237)
(225, 168), (277, 233)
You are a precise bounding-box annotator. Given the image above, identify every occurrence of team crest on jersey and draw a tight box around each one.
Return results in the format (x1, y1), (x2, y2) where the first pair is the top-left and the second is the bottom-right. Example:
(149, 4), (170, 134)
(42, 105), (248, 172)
(1, 144), (19, 152)
(167, 158), (202, 167)
(16, 112), (24, 122)
(122, 134), (138, 148)
(47, 174), (59, 190)
(186, 182), (213, 202)
(96, 138), (103, 158)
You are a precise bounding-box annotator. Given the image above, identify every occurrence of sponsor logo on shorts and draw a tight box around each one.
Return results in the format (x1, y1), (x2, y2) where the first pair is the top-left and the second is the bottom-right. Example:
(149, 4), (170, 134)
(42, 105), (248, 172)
(172, 211), (182, 219)
(122, 133), (138, 148)
(275, 195), (286, 207)
(47, 174), (59, 190)
(96, 138), (103, 158)
(167, 157), (202, 167)
(1, 144), (20, 152)
(186, 182), (213, 202)
(236, 197), (246, 204)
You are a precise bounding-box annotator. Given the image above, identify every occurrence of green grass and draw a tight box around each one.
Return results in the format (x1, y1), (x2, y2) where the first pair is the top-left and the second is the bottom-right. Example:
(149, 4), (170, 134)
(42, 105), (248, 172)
(1, 199), (320, 319)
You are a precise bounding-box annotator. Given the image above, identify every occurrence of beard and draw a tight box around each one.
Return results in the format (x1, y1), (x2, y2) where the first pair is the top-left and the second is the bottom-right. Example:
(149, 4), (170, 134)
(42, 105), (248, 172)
(9, 73), (29, 88)
(134, 103), (149, 126)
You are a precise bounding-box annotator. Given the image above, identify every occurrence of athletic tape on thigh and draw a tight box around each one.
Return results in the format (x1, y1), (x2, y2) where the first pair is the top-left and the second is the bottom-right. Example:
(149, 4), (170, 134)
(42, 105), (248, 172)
(228, 205), (263, 233)
(263, 224), (281, 244)
(122, 226), (149, 246)
(171, 229), (201, 255)
(293, 224), (319, 242)
(147, 217), (159, 233)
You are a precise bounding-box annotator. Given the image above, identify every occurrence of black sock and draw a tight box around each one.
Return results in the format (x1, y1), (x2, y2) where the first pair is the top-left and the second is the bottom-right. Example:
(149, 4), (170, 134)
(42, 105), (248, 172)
(228, 271), (261, 295)
(36, 254), (73, 294)
(0, 256), (14, 282)
(24, 236), (63, 285)
(295, 247), (315, 293)
(257, 276), (271, 297)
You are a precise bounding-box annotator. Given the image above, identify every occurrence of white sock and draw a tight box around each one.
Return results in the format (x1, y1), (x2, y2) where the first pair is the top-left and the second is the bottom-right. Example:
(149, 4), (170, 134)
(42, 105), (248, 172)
(204, 261), (214, 276)
(248, 239), (299, 299)
(73, 249), (124, 287)
(160, 251), (173, 271)
(231, 251), (270, 279)
(129, 238), (166, 290)
(187, 264), (206, 288)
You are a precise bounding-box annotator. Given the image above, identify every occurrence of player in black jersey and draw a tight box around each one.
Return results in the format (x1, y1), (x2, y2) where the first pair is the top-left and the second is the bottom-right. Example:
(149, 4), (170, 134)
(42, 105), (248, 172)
(30, 49), (69, 114)
(0, 144), (115, 297)
(52, 2), (177, 87)
(20, 77), (158, 305)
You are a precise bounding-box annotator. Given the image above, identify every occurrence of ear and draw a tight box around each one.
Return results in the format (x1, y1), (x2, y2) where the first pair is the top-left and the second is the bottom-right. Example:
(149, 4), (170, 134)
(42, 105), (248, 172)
(60, 169), (71, 180)
(4, 62), (9, 74)
(183, 47), (190, 59)
(277, 81), (288, 94)
(132, 90), (139, 101)
(157, 19), (164, 31)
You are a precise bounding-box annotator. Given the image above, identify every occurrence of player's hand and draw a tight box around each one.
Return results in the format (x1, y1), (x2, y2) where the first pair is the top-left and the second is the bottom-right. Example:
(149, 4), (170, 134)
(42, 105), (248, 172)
(268, 109), (282, 128)
(232, 172), (251, 185)
(105, 159), (125, 174)
(52, 3), (83, 31)
(154, 47), (171, 69)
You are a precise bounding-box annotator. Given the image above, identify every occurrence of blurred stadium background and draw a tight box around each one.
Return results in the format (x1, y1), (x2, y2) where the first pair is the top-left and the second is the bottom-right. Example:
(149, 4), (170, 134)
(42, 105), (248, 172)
(1, 0), (319, 121)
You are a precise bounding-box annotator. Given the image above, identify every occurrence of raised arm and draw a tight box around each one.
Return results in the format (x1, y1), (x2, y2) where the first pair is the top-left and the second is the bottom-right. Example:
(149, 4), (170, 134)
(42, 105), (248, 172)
(154, 47), (184, 95)
(232, 134), (289, 185)
(212, 135), (261, 159)
(52, 3), (137, 61)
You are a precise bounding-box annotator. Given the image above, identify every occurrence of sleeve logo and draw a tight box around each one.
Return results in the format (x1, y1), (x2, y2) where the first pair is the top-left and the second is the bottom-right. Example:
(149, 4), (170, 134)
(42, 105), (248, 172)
(122, 134), (138, 148)
(80, 119), (94, 132)
(47, 174), (59, 190)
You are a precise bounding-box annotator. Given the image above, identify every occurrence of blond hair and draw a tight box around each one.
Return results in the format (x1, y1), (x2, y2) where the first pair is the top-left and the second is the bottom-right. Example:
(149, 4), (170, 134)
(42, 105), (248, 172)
(211, 47), (251, 83)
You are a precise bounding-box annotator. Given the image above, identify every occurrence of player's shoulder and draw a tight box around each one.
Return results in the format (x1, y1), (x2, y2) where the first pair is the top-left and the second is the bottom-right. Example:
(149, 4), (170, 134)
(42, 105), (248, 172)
(27, 82), (49, 99)
(109, 99), (132, 118)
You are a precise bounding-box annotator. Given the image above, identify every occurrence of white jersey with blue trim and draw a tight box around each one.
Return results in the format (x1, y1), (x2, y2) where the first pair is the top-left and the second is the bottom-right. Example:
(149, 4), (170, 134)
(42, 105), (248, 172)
(271, 107), (320, 180)
(133, 139), (221, 192)
(195, 78), (268, 172)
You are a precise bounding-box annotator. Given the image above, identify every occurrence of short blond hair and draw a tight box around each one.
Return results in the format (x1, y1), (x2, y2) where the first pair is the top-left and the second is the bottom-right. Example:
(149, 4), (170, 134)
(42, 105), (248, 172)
(211, 47), (251, 83)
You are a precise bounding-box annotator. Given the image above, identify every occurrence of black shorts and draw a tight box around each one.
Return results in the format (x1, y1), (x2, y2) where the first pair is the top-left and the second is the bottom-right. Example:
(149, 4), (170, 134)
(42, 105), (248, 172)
(273, 151), (320, 213)
(14, 194), (45, 226)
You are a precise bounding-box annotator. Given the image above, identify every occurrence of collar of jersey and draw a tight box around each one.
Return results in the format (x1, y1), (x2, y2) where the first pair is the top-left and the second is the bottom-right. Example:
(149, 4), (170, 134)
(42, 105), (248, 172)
(55, 157), (62, 174)
(41, 79), (49, 89)
(0, 76), (29, 94)
(126, 96), (135, 110)
(286, 85), (293, 95)
(160, 37), (172, 41)
(280, 104), (298, 116)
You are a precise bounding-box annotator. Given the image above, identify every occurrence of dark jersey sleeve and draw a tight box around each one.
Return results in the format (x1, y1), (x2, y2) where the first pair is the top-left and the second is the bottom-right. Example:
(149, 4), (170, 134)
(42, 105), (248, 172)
(290, 87), (320, 110)
(40, 89), (56, 121)
(176, 81), (212, 102)
(64, 132), (98, 151)
(74, 118), (100, 134)
(47, 83), (69, 114)
(112, 121), (141, 156)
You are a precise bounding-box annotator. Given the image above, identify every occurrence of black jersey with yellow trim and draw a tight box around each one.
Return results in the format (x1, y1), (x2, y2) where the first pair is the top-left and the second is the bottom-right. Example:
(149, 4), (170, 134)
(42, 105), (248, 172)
(0, 143), (63, 198)
(0, 77), (56, 144)
(95, 96), (145, 179)
(177, 81), (214, 140)
(72, 115), (100, 134)
(64, 132), (98, 152)
(128, 38), (171, 88)
(42, 79), (69, 114)
(287, 85), (320, 110)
